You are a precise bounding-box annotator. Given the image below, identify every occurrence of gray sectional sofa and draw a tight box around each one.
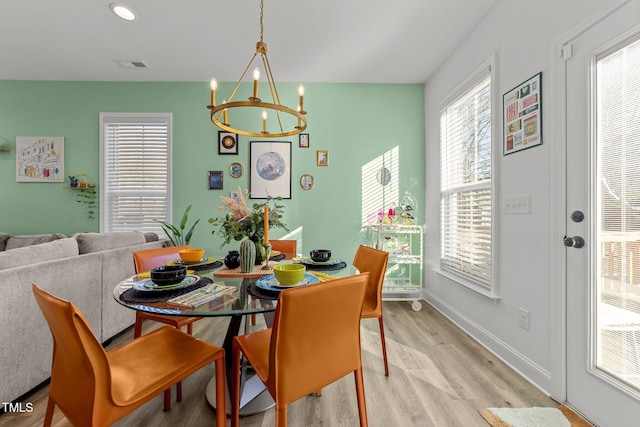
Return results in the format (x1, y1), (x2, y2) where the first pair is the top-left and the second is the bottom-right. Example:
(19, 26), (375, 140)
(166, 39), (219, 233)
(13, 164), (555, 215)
(0, 232), (168, 404)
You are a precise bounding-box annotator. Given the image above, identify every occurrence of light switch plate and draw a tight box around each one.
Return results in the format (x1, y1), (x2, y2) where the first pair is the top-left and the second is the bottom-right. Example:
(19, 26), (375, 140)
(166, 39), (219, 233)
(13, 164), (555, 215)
(504, 195), (531, 214)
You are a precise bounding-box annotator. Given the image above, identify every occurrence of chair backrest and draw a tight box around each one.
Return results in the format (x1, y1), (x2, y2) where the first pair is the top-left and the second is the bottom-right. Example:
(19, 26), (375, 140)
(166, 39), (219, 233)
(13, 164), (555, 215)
(32, 284), (110, 425)
(267, 272), (369, 403)
(133, 245), (190, 273)
(270, 239), (297, 260)
(352, 245), (389, 317)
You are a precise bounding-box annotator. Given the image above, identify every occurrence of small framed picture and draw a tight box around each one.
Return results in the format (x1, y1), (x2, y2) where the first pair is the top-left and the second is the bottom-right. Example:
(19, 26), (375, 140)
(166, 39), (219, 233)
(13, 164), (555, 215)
(208, 171), (224, 190)
(316, 150), (329, 166)
(299, 133), (309, 148)
(218, 131), (238, 155)
(229, 162), (243, 178)
(300, 174), (314, 190)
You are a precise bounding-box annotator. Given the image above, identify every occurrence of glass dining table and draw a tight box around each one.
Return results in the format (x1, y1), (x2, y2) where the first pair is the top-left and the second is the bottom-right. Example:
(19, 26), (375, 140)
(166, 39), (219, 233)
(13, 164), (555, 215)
(113, 257), (358, 416)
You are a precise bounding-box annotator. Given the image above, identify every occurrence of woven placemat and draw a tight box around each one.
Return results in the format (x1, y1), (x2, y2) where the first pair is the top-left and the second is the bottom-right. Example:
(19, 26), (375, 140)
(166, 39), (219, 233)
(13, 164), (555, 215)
(247, 282), (279, 300)
(301, 261), (347, 271)
(119, 277), (213, 303)
(167, 259), (223, 271)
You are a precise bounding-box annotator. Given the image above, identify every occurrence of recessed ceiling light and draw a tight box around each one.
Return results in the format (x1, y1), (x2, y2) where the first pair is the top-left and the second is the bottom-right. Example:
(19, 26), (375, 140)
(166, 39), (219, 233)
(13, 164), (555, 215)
(109, 3), (137, 21)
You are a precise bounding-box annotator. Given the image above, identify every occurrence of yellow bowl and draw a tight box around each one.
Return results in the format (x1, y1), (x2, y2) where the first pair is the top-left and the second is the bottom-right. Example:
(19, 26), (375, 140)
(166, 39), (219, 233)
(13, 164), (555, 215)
(178, 248), (205, 263)
(273, 263), (306, 286)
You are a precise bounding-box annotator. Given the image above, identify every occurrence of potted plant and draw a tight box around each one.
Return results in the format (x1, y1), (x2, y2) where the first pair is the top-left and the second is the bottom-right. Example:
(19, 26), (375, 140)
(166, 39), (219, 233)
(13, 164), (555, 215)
(76, 184), (97, 219)
(154, 205), (200, 246)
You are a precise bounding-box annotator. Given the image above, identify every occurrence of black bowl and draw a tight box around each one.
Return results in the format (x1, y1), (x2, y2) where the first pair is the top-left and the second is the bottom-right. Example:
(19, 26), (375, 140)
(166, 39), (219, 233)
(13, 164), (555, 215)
(150, 265), (187, 285)
(310, 249), (332, 263)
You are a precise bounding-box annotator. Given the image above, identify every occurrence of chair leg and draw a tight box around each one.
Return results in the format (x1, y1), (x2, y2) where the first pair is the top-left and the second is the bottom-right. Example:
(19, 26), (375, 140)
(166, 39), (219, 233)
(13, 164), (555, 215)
(43, 398), (55, 427)
(187, 322), (193, 335)
(354, 367), (369, 427)
(231, 341), (242, 427)
(133, 313), (143, 338)
(378, 316), (389, 376)
(251, 313), (257, 325)
(214, 354), (227, 427)
(275, 403), (288, 427)
(176, 381), (182, 402)
(163, 388), (171, 411)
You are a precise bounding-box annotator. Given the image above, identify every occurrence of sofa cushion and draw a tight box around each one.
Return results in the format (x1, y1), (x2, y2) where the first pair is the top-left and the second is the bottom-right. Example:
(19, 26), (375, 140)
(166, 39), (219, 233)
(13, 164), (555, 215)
(0, 233), (10, 251)
(74, 232), (147, 254)
(5, 233), (66, 250)
(0, 238), (79, 270)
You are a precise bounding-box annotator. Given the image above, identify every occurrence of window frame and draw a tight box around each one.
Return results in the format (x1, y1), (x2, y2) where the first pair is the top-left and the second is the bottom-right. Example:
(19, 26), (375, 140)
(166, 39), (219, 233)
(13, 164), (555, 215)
(438, 56), (499, 299)
(99, 112), (173, 235)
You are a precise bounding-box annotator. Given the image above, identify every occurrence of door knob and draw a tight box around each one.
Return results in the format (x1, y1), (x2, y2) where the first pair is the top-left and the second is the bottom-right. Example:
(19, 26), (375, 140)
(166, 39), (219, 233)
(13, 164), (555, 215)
(564, 236), (585, 248)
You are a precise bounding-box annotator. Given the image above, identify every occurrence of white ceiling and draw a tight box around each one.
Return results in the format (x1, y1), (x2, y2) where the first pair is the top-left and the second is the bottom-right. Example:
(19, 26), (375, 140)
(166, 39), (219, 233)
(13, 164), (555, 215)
(0, 0), (496, 84)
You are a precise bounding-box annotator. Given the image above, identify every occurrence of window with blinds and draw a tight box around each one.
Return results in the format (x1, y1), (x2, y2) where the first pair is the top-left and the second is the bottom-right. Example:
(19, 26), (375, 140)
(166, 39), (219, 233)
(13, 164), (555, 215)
(440, 70), (493, 290)
(596, 36), (640, 391)
(100, 113), (172, 235)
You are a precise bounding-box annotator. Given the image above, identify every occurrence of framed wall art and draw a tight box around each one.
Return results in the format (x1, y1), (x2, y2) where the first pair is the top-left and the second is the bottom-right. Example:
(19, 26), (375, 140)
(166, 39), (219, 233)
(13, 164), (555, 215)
(299, 133), (309, 148)
(16, 136), (64, 182)
(208, 170), (224, 190)
(503, 72), (542, 155)
(229, 162), (243, 178)
(218, 131), (238, 155)
(249, 141), (291, 199)
(316, 150), (329, 166)
(300, 174), (314, 190)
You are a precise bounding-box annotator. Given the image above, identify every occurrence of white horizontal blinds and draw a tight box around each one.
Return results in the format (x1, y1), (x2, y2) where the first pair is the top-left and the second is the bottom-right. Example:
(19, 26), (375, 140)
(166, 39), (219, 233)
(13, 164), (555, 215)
(596, 37), (640, 390)
(440, 73), (492, 288)
(102, 114), (170, 234)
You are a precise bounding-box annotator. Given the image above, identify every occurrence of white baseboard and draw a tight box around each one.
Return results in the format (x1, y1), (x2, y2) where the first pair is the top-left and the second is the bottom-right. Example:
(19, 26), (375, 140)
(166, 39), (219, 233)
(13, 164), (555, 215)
(421, 291), (554, 399)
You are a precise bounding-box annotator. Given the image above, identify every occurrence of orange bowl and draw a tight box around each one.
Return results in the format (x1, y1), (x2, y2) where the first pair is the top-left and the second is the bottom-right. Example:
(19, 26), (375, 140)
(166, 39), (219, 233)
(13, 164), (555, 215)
(178, 248), (205, 263)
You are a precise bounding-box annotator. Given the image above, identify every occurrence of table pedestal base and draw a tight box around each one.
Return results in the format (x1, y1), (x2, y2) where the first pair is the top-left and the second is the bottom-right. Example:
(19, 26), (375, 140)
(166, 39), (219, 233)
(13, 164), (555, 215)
(205, 374), (275, 416)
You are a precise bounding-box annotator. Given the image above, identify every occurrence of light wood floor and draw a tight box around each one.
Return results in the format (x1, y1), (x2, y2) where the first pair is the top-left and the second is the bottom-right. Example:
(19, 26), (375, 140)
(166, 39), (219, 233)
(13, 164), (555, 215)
(0, 301), (557, 427)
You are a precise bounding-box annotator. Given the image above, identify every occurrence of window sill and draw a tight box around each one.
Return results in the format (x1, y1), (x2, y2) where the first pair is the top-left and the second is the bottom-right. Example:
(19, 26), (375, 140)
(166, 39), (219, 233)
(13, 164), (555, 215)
(433, 267), (500, 303)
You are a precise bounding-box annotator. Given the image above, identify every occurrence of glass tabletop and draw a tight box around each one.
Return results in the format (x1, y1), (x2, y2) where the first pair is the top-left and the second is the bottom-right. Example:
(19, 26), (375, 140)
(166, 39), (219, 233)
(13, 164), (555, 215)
(113, 262), (359, 318)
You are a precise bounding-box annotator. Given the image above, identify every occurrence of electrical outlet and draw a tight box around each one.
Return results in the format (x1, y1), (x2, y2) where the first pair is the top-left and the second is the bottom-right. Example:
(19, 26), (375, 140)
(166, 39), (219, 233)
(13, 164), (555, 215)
(518, 307), (530, 330)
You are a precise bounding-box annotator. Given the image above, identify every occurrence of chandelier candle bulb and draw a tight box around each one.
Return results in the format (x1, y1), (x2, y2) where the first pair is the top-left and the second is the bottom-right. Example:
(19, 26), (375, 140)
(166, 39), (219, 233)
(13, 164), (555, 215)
(264, 205), (269, 245)
(209, 78), (218, 106)
(252, 68), (260, 100)
(262, 110), (268, 133)
(222, 100), (228, 124)
(298, 84), (305, 113)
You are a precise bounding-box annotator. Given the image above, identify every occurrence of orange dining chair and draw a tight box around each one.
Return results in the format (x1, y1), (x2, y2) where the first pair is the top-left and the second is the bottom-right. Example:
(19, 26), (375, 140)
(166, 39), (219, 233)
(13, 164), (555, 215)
(132, 245), (204, 410)
(353, 244), (390, 376)
(32, 284), (226, 427)
(269, 239), (297, 260)
(231, 272), (370, 427)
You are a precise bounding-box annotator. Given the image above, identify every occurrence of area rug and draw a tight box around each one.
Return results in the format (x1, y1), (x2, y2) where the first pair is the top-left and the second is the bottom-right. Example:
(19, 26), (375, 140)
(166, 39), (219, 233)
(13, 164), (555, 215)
(480, 405), (593, 427)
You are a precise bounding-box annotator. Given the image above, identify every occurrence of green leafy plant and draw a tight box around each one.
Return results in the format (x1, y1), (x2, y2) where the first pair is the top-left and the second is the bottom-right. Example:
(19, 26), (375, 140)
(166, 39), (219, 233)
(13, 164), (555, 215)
(76, 184), (97, 219)
(154, 205), (201, 246)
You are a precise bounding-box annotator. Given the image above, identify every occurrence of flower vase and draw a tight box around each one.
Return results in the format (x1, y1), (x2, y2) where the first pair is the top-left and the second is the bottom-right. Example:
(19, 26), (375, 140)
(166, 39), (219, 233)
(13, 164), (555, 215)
(240, 239), (256, 273)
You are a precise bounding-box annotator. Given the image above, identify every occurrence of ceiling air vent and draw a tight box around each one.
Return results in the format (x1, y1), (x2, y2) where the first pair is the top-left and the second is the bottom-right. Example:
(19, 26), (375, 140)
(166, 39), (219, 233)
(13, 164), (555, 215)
(115, 60), (150, 69)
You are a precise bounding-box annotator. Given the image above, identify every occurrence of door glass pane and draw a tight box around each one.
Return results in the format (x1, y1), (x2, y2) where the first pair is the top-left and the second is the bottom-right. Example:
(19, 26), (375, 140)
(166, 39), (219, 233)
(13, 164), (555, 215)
(597, 36), (640, 391)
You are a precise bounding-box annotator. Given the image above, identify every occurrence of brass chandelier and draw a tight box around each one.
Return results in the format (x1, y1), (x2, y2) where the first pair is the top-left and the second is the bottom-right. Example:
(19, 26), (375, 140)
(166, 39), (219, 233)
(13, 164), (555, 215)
(207, 0), (307, 138)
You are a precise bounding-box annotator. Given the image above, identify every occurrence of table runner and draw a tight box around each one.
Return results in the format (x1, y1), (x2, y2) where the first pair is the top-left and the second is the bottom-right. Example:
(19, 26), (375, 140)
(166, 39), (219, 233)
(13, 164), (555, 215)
(214, 264), (275, 278)
(119, 277), (213, 303)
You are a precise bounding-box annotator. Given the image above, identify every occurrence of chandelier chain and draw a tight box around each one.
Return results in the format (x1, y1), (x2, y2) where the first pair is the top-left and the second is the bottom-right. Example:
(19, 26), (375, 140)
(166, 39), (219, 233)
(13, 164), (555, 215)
(259, 0), (264, 43)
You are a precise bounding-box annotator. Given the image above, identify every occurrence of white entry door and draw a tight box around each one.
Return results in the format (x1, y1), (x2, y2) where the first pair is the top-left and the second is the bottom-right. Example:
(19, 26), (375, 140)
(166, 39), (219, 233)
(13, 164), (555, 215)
(565, 1), (640, 425)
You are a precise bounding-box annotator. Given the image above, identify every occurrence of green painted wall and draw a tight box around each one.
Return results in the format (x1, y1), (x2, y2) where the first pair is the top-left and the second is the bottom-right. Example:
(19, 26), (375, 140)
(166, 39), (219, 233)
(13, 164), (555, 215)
(0, 80), (424, 259)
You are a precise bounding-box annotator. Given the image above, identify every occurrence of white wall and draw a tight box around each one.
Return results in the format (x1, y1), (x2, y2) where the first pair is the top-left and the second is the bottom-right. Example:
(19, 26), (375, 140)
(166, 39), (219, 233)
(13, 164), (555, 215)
(423, 0), (604, 399)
